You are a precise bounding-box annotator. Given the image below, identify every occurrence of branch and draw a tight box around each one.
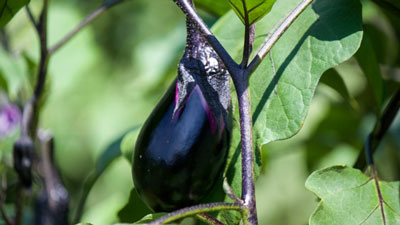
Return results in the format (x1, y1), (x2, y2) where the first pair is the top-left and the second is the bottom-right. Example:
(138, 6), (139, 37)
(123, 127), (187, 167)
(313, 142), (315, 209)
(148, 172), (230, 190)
(173, 0), (239, 73)
(247, 0), (313, 74)
(48, 0), (125, 55)
(14, 185), (24, 225)
(0, 173), (12, 225)
(25, 6), (38, 31)
(223, 177), (243, 204)
(196, 213), (225, 225)
(354, 89), (400, 169)
(147, 202), (241, 225)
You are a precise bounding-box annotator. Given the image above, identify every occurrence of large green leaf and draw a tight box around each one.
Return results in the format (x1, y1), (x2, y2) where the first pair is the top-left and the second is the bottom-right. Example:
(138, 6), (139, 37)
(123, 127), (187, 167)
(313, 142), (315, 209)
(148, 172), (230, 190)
(215, 0), (362, 146)
(227, 0), (277, 25)
(306, 166), (400, 225)
(0, 0), (30, 29)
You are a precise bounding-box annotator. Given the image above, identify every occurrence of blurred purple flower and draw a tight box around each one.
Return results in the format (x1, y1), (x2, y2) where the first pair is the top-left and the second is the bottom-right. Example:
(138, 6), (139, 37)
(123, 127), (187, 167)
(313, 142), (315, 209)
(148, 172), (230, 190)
(0, 103), (21, 138)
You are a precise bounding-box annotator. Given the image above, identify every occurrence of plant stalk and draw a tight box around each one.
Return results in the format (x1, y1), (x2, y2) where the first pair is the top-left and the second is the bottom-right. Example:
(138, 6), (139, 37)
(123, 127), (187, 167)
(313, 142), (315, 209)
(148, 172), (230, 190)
(247, 0), (313, 74)
(147, 202), (241, 225)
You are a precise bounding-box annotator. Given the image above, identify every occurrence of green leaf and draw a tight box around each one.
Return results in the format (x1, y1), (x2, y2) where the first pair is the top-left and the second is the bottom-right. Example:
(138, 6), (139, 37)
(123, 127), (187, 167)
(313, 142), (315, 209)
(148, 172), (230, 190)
(215, 0), (362, 146)
(227, 0), (277, 25)
(355, 33), (385, 110)
(0, 0), (30, 29)
(194, 0), (231, 17)
(306, 166), (400, 225)
(0, 71), (8, 92)
(117, 188), (152, 223)
(120, 126), (141, 162)
(320, 68), (359, 111)
(96, 127), (139, 174)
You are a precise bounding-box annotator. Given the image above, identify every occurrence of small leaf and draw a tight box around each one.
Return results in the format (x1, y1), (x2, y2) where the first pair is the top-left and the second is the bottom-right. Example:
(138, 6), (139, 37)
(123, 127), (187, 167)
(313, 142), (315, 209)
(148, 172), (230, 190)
(306, 166), (400, 225)
(95, 135), (124, 175)
(96, 127), (140, 174)
(117, 188), (152, 223)
(320, 68), (359, 111)
(355, 33), (385, 110)
(227, 0), (277, 25)
(194, 0), (231, 16)
(0, 0), (30, 29)
(120, 127), (141, 162)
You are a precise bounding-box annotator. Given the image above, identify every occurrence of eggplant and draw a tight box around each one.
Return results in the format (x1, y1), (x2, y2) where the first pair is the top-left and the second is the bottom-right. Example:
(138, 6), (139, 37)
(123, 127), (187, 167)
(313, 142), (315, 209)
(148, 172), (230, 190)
(132, 82), (230, 212)
(132, 8), (232, 212)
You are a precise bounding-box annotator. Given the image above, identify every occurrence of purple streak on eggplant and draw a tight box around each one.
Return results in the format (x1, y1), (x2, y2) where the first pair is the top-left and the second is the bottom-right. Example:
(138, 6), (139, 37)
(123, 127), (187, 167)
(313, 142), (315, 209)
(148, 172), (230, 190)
(132, 8), (232, 211)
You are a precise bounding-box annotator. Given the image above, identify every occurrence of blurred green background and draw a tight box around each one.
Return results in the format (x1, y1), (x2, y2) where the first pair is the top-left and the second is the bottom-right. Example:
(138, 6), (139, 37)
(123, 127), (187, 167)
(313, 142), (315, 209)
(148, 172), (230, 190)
(1, 0), (400, 224)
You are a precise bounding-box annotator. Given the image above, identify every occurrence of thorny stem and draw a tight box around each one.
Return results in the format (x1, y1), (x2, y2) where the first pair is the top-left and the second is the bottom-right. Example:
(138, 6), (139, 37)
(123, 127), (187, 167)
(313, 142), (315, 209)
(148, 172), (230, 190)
(247, 0), (314, 74)
(147, 202), (241, 225)
(48, 0), (125, 54)
(354, 89), (400, 169)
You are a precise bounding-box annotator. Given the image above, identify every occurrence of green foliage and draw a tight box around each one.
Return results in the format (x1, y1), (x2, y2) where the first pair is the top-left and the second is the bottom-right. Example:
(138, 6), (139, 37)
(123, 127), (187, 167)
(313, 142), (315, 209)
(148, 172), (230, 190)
(0, 0), (29, 29)
(319, 68), (358, 110)
(117, 189), (152, 223)
(194, 0), (231, 16)
(355, 34), (385, 110)
(227, 0), (277, 25)
(120, 127), (141, 162)
(306, 166), (400, 225)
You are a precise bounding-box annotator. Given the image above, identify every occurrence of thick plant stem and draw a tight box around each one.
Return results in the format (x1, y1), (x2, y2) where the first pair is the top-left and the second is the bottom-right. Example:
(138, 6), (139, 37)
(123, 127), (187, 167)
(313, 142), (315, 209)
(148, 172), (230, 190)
(232, 72), (257, 225)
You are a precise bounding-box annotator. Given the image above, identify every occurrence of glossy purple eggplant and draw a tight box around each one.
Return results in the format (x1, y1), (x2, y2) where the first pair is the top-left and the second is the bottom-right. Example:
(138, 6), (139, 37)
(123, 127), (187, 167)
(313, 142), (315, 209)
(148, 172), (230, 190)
(132, 82), (230, 212)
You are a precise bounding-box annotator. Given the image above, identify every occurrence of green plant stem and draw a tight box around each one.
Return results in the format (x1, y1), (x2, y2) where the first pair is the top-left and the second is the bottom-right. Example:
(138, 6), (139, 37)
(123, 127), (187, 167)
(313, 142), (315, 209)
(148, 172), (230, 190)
(196, 213), (225, 225)
(247, 0), (314, 74)
(147, 202), (241, 225)
(354, 89), (400, 169)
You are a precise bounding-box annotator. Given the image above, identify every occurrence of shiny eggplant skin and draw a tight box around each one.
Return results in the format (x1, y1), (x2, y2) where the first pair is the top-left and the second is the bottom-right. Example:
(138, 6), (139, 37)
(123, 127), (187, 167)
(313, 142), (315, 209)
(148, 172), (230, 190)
(132, 82), (230, 212)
